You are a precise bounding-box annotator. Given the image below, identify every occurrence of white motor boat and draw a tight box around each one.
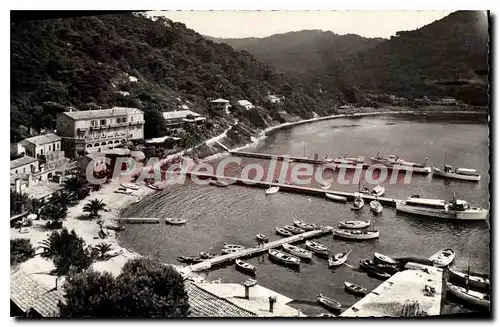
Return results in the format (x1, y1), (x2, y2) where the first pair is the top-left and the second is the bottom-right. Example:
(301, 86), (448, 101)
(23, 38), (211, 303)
(333, 229), (380, 240)
(338, 220), (371, 229)
(325, 193), (347, 202)
(429, 248), (455, 267)
(370, 200), (383, 214)
(266, 186), (280, 195)
(433, 166), (481, 182)
(446, 281), (490, 309)
(282, 243), (313, 260)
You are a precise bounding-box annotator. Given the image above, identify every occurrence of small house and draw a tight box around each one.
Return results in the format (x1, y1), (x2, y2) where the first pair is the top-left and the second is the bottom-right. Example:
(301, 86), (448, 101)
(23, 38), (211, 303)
(236, 100), (254, 110)
(210, 98), (231, 114)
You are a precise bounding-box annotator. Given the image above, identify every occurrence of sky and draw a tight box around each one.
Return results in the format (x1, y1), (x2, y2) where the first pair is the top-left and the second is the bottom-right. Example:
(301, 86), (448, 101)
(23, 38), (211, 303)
(149, 11), (454, 39)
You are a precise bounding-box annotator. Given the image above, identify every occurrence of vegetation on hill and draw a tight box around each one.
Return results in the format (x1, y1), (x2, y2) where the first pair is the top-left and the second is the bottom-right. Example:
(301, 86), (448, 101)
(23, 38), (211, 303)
(11, 238), (35, 265)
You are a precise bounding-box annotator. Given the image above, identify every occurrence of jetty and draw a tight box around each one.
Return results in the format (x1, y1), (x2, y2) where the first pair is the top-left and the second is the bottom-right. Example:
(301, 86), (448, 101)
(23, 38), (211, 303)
(185, 226), (334, 273)
(115, 217), (160, 224)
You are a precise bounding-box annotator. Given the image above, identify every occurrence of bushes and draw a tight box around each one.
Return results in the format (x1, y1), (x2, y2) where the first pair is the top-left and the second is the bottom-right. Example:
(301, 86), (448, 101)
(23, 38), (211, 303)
(11, 238), (35, 265)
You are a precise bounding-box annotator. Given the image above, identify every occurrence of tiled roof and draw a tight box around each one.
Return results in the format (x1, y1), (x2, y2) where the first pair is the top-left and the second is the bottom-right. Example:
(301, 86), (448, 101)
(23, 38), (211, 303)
(62, 107), (143, 120)
(186, 282), (256, 318)
(162, 110), (201, 120)
(211, 98), (229, 103)
(237, 100), (252, 106)
(10, 270), (65, 317)
(22, 133), (61, 146)
(10, 156), (38, 170)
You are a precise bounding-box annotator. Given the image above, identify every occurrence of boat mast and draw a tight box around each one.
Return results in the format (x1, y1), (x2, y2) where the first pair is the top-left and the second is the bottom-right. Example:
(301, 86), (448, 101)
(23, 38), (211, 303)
(303, 141), (306, 158)
(444, 150), (447, 167)
(466, 253), (471, 293)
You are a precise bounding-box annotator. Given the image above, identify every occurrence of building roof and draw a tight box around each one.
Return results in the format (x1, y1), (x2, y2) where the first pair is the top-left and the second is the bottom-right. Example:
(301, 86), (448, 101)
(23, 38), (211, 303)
(10, 156), (38, 170)
(162, 110), (201, 120)
(22, 133), (61, 146)
(61, 107), (143, 120)
(211, 98), (230, 103)
(186, 282), (256, 318)
(237, 100), (253, 106)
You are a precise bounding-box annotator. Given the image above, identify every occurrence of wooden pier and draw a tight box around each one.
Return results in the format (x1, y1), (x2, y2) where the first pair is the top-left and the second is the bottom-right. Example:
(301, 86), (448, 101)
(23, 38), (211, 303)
(186, 227), (334, 272)
(115, 217), (160, 224)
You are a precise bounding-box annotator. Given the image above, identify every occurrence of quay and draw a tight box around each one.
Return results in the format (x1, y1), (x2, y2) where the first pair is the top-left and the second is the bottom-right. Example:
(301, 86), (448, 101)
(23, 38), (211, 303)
(341, 262), (443, 317)
(185, 171), (399, 207)
(184, 226), (334, 273)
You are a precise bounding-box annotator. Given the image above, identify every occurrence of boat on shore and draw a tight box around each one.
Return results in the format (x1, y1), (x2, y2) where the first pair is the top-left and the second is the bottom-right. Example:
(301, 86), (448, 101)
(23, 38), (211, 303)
(276, 226), (293, 237)
(256, 233), (269, 243)
(372, 184), (385, 197)
(210, 179), (229, 187)
(266, 186), (280, 195)
(284, 225), (305, 235)
(146, 183), (163, 191)
(334, 229), (379, 240)
(395, 193), (488, 221)
(432, 152), (481, 182)
(351, 193), (364, 210)
(165, 217), (187, 225)
(114, 187), (133, 195)
(235, 259), (256, 274)
(325, 193), (347, 202)
(268, 249), (301, 267)
(344, 281), (367, 296)
(370, 152), (431, 174)
(317, 294), (342, 312)
(121, 183), (140, 190)
(429, 248), (455, 267)
(305, 240), (329, 256)
(374, 252), (398, 265)
(328, 250), (352, 268)
(294, 219), (315, 231)
(282, 243), (313, 260)
(370, 199), (383, 214)
(446, 281), (490, 309)
(320, 183), (331, 190)
(338, 220), (371, 229)
(448, 268), (490, 290)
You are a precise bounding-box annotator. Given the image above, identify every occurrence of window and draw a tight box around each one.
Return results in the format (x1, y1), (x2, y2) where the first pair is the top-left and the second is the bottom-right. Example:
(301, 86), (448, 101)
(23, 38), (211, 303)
(131, 116), (134, 122)
(15, 169), (18, 174)
(116, 117), (122, 124)
(100, 119), (107, 126)
(23, 168), (26, 173)
(123, 117), (127, 123)
(91, 120), (97, 127)
(57, 143), (60, 150)
(49, 145), (52, 152)
(41, 149), (44, 155)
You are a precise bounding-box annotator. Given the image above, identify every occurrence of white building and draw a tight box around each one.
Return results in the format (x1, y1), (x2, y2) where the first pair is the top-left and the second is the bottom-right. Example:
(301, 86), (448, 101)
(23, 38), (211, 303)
(210, 98), (231, 114)
(21, 133), (62, 158)
(162, 110), (206, 128)
(237, 100), (254, 110)
(263, 95), (283, 104)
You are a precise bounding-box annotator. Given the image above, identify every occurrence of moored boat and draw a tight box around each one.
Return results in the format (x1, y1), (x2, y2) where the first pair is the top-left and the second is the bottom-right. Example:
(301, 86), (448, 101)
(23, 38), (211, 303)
(338, 220), (371, 229)
(351, 193), (364, 211)
(325, 193), (347, 202)
(284, 225), (305, 235)
(165, 217), (187, 225)
(429, 248), (455, 267)
(120, 182), (140, 190)
(305, 240), (329, 255)
(359, 259), (392, 280)
(114, 187), (133, 195)
(266, 186), (280, 195)
(268, 249), (301, 267)
(344, 281), (367, 296)
(276, 226), (293, 237)
(235, 259), (256, 274)
(294, 219), (315, 231)
(177, 256), (204, 264)
(210, 179), (229, 187)
(432, 152), (481, 182)
(373, 252), (397, 265)
(223, 243), (245, 250)
(334, 229), (379, 240)
(328, 250), (352, 268)
(282, 243), (313, 260)
(317, 294), (342, 312)
(221, 247), (244, 255)
(369, 200), (383, 214)
(372, 184), (385, 197)
(320, 183), (331, 190)
(370, 152), (431, 174)
(448, 268), (490, 290)
(446, 281), (490, 309)
(199, 251), (216, 259)
(256, 233), (269, 243)
(146, 183), (162, 191)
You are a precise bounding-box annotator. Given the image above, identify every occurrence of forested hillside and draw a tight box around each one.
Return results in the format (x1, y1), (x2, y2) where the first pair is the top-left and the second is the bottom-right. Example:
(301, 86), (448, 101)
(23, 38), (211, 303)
(11, 13), (341, 142)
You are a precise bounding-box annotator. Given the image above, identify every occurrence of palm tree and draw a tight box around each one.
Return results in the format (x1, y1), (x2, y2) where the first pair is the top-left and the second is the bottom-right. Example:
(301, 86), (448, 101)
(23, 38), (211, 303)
(50, 190), (78, 207)
(41, 204), (68, 229)
(63, 175), (88, 197)
(83, 199), (107, 218)
(95, 243), (112, 260)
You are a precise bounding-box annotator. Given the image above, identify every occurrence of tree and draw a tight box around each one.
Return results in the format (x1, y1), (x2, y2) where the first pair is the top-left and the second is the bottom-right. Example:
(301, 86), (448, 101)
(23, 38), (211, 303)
(94, 243), (112, 260)
(11, 238), (35, 265)
(82, 199), (107, 218)
(10, 190), (30, 216)
(59, 257), (190, 317)
(40, 203), (68, 229)
(50, 190), (78, 207)
(62, 175), (88, 199)
(143, 109), (168, 139)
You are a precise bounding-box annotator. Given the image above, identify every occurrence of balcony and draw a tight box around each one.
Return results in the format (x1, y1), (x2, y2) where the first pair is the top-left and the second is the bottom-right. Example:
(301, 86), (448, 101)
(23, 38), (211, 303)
(130, 120), (145, 125)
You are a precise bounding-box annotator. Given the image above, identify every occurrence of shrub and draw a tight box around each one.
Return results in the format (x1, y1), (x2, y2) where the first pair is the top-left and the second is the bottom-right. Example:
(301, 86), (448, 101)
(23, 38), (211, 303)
(11, 238), (35, 265)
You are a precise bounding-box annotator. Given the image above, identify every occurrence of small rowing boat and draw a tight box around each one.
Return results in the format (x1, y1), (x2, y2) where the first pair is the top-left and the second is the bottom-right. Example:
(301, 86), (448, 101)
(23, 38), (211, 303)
(338, 220), (370, 229)
(165, 217), (187, 225)
(256, 233), (269, 243)
(429, 248), (455, 267)
(223, 243), (245, 250)
(114, 187), (133, 195)
(147, 183), (162, 191)
(210, 179), (229, 187)
(266, 186), (280, 195)
(448, 268), (490, 290)
(320, 183), (331, 190)
(359, 260), (391, 280)
(328, 250), (352, 268)
(293, 219), (315, 231)
(372, 184), (385, 197)
(284, 225), (305, 235)
(235, 259), (256, 274)
(446, 281), (490, 308)
(177, 256), (203, 264)
(305, 240), (329, 256)
(282, 243), (313, 260)
(344, 281), (367, 296)
(370, 199), (383, 214)
(317, 294), (341, 312)
(121, 183), (140, 190)
(325, 193), (347, 202)
(221, 248), (244, 255)
(268, 249), (301, 267)
(199, 251), (216, 259)
(276, 226), (293, 237)
(351, 193), (364, 210)
(373, 252), (397, 265)
(333, 229), (380, 240)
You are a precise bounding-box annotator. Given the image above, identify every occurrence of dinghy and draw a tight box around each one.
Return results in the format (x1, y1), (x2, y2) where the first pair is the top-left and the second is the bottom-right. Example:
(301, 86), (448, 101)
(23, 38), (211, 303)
(360, 187), (371, 195)
(344, 281), (367, 296)
(268, 249), (301, 267)
(429, 248), (455, 267)
(177, 256), (203, 264)
(320, 183), (331, 190)
(165, 217), (187, 225)
(359, 260), (392, 280)
(351, 193), (364, 210)
(446, 281), (490, 308)
(276, 226), (293, 237)
(235, 259), (256, 274)
(294, 219), (316, 231)
(114, 187), (133, 195)
(305, 240), (329, 256)
(210, 179), (229, 187)
(282, 243), (313, 260)
(370, 199), (383, 214)
(266, 186), (280, 195)
(199, 251), (216, 259)
(284, 225), (305, 235)
(448, 268), (490, 290)
(147, 183), (162, 191)
(372, 184), (385, 197)
(317, 294), (342, 312)
(333, 229), (379, 240)
(256, 234), (269, 243)
(338, 220), (371, 229)
(374, 252), (397, 265)
(328, 250), (352, 268)
(223, 243), (245, 250)
(121, 183), (140, 190)
(325, 193), (347, 202)
(221, 247), (244, 255)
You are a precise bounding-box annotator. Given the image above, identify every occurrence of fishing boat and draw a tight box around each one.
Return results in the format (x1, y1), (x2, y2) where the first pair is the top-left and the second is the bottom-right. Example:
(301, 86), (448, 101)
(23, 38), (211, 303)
(284, 225), (305, 235)
(317, 294), (342, 312)
(105, 224), (125, 231)
(351, 193), (364, 211)
(369, 199), (383, 214)
(325, 193), (347, 202)
(446, 282), (490, 309)
(360, 187), (370, 195)
(294, 219), (316, 231)
(114, 187), (133, 195)
(429, 248), (455, 267)
(344, 281), (367, 296)
(448, 268), (490, 290)
(199, 251), (216, 259)
(395, 193), (488, 221)
(177, 256), (204, 264)
(305, 240), (329, 256)
(268, 249), (301, 267)
(146, 183), (162, 191)
(256, 234), (269, 243)
(320, 183), (331, 190)
(276, 226), (293, 237)
(333, 229), (380, 240)
(235, 259), (256, 274)
(282, 243), (313, 260)
(266, 186), (280, 195)
(328, 250), (352, 268)
(372, 184), (385, 197)
(432, 151), (481, 182)
(165, 217), (187, 225)
(338, 220), (371, 229)
(359, 260), (392, 280)
(221, 248), (244, 255)
(120, 183), (140, 190)
(370, 152), (431, 174)
(210, 179), (229, 187)
(223, 243), (245, 250)
(373, 252), (398, 265)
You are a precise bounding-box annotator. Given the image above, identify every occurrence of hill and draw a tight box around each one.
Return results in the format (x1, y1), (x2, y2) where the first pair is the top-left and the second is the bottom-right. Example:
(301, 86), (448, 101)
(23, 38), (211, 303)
(10, 13), (341, 142)
(207, 30), (385, 76)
